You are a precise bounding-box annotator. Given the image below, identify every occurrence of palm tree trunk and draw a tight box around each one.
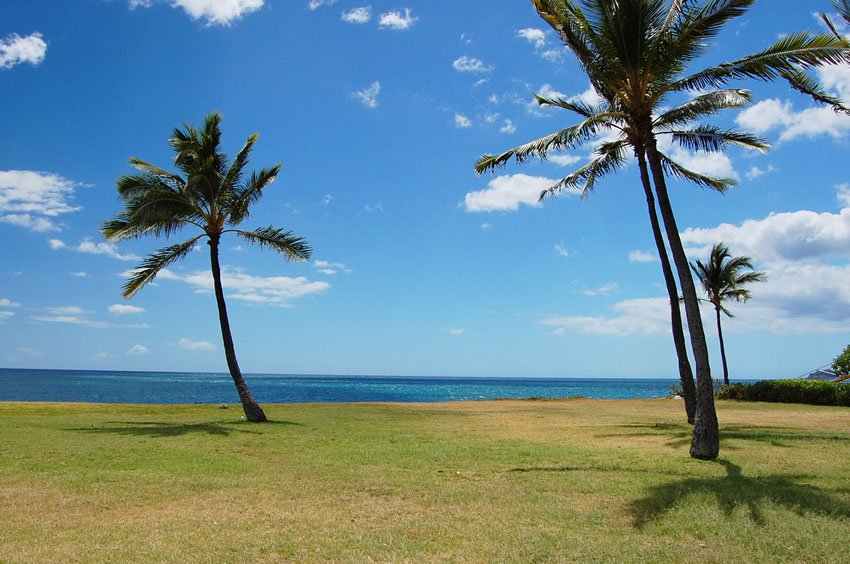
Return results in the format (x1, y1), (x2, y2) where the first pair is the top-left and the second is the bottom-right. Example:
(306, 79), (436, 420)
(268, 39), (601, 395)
(635, 147), (696, 424)
(715, 306), (730, 386)
(643, 131), (719, 460)
(208, 236), (267, 422)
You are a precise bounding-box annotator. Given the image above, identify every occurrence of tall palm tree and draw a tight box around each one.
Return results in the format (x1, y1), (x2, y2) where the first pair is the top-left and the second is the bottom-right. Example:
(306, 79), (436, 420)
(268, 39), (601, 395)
(101, 112), (312, 422)
(478, 0), (847, 459)
(691, 243), (766, 386)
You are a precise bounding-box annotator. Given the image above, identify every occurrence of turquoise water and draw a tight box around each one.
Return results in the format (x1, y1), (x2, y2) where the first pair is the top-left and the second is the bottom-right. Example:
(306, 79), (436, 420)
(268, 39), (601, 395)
(0, 368), (712, 404)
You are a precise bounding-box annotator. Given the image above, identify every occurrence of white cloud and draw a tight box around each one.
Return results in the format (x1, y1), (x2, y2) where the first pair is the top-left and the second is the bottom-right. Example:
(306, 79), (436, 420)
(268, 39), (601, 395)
(49, 239), (66, 250)
(0, 33), (47, 69)
(0, 170), (82, 232)
(745, 165), (777, 181)
(464, 174), (564, 213)
(321, 194), (333, 206)
(454, 113), (472, 128)
(0, 311), (15, 322)
(581, 282), (618, 297)
(0, 299), (21, 308)
(473, 78), (489, 88)
(500, 119), (516, 134)
(484, 112), (500, 124)
(307, 0), (336, 9)
(447, 328), (465, 336)
(71, 271), (90, 278)
(554, 243), (569, 257)
(480, 223), (493, 231)
(154, 266), (330, 306)
(549, 154), (581, 167)
(75, 238), (140, 261)
(130, 0), (265, 25)
(108, 304), (146, 315)
(378, 8), (417, 30)
(48, 306), (85, 316)
(540, 49), (563, 62)
(32, 306), (150, 329)
(735, 64), (850, 143)
(352, 81), (380, 109)
(677, 183), (850, 334)
(628, 250), (657, 263)
(541, 297), (671, 336)
(657, 135), (739, 181)
(341, 6), (371, 23)
(127, 344), (149, 356)
(364, 202), (383, 213)
(313, 260), (351, 275)
(517, 28), (546, 49)
(178, 338), (216, 351)
(452, 55), (493, 73)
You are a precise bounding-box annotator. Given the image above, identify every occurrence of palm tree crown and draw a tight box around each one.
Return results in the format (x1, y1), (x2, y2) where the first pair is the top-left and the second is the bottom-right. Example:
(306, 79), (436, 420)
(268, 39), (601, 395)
(103, 112), (311, 296)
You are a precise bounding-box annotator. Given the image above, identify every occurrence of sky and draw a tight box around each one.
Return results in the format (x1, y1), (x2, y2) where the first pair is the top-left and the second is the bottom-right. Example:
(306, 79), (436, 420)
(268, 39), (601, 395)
(2, 0), (850, 380)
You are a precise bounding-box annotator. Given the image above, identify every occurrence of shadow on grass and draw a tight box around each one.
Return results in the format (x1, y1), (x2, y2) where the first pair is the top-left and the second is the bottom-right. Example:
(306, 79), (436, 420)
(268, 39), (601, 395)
(596, 422), (849, 449)
(630, 460), (850, 529)
(69, 419), (303, 438)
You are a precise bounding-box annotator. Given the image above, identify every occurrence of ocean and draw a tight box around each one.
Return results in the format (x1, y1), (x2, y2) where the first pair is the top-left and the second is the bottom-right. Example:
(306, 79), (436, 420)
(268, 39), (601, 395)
(0, 368), (696, 404)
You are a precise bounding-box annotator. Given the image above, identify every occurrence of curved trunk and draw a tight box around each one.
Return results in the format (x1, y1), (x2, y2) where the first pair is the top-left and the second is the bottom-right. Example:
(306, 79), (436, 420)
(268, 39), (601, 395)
(643, 131), (719, 460)
(716, 306), (730, 386)
(209, 236), (267, 422)
(635, 147), (696, 424)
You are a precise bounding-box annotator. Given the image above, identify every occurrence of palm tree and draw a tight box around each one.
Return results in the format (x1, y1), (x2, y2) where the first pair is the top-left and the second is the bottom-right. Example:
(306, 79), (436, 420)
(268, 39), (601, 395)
(101, 112), (312, 422)
(690, 243), (765, 386)
(478, 0), (847, 459)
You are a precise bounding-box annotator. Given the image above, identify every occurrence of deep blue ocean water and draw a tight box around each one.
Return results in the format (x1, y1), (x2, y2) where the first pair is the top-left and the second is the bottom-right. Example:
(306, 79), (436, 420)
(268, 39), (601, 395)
(0, 368), (715, 404)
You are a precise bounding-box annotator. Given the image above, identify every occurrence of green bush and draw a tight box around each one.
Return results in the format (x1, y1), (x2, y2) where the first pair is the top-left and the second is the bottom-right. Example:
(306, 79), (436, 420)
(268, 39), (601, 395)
(716, 379), (850, 407)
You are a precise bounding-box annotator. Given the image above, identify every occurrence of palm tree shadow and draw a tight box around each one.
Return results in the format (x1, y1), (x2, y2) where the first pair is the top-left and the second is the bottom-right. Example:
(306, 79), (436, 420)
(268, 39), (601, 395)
(630, 460), (850, 529)
(69, 419), (303, 438)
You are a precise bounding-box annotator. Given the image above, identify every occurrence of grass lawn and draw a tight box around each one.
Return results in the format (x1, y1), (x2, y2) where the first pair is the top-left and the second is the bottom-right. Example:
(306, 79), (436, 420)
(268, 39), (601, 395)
(0, 398), (848, 562)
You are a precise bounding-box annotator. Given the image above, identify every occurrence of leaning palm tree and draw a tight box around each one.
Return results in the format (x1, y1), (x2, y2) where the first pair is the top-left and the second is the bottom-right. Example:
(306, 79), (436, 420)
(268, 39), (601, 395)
(101, 112), (312, 422)
(691, 243), (766, 386)
(478, 0), (847, 459)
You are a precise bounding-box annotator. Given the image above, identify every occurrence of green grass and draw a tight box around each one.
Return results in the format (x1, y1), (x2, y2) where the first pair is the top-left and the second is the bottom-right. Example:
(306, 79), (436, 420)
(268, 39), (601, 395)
(1, 399), (848, 562)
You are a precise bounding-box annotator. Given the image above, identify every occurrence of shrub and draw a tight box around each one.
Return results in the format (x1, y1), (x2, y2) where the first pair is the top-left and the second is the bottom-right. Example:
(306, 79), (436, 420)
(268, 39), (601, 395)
(716, 379), (850, 407)
(832, 344), (850, 376)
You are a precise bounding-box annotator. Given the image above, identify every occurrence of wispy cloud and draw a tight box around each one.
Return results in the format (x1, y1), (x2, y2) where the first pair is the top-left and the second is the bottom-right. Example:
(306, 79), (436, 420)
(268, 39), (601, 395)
(452, 55), (493, 73)
(129, 0), (265, 26)
(454, 113), (472, 128)
(352, 81), (381, 109)
(307, 0), (336, 9)
(0, 170), (82, 232)
(127, 344), (149, 356)
(378, 8), (417, 30)
(628, 250), (657, 263)
(313, 260), (351, 275)
(108, 304), (146, 315)
(499, 119), (516, 134)
(152, 266), (330, 307)
(581, 283), (618, 297)
(446, 328), (465, 336)
(49, 237), (139, 261)
(31, 305), (150, 329)
(554, 243), (569, 257)
(341, 6), (371, 24)
(0, 33), (47, 69)
(178, 338), (215, 351)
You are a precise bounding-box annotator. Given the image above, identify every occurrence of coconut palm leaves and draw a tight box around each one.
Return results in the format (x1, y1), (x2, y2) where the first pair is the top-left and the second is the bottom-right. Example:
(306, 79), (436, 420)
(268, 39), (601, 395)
(691, 243), (766, 386)
(478, 0), (847, 459)
(102, 112), (312, 422)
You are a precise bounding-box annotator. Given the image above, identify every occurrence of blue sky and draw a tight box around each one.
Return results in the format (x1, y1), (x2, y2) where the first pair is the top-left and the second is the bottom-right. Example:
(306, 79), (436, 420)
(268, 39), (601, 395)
(1, 0), (849, 379)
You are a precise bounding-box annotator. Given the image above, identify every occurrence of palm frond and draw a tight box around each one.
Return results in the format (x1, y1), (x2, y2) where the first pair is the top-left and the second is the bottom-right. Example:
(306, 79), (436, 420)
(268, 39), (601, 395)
(220, 133), (259, 195)
(122, 237), (202, 298)
(654, 89), (752, 128)
(540, 139), (628, 200)
(656, 151), (735, 192)
(666, 126), (769, 153)
(476, 114), (620, 174)
(232, 227), (312, 262)
(781, 69), (850, 114)
(224, 164), (281, 226)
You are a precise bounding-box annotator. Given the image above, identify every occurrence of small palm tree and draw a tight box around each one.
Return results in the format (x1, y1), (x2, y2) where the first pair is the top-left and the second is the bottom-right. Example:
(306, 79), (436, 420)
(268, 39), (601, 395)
(691, 243), (766, 386)
(101, 112), (312, 422)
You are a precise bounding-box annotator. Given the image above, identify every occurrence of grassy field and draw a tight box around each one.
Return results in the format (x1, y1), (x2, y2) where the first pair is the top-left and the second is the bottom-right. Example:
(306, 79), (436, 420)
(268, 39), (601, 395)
(0, 399), (848, 562)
